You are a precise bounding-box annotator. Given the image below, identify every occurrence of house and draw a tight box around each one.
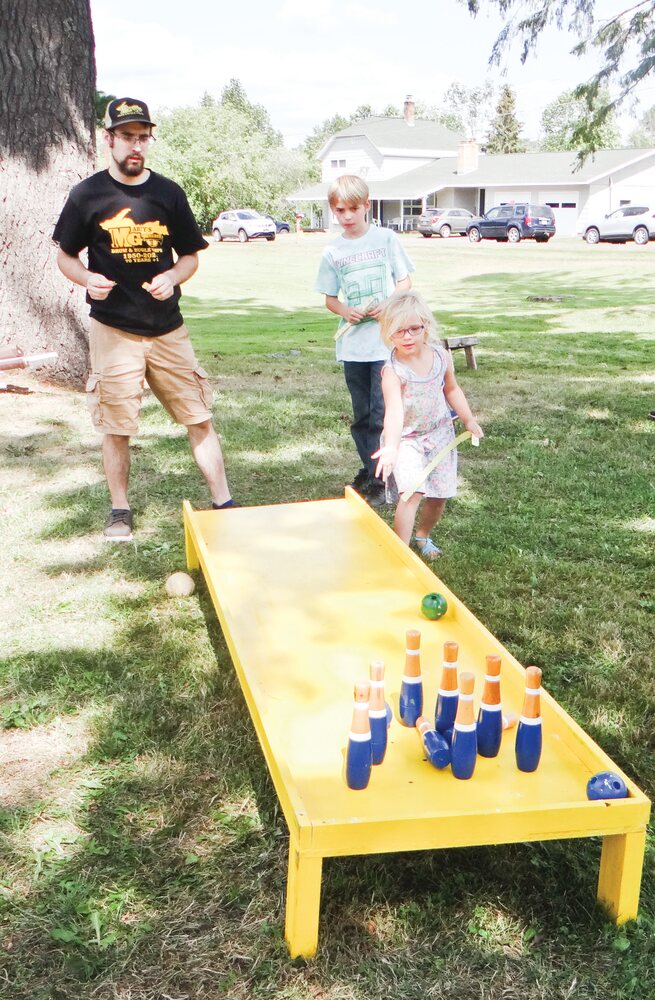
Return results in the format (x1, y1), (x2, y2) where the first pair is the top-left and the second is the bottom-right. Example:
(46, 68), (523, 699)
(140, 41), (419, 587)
(289, 98), (655, 236)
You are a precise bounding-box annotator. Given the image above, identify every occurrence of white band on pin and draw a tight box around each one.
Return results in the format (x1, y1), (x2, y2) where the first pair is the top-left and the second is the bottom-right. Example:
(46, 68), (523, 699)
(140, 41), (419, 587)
(438, 688), (459, 697)
(369, 709), (387, 719)
(355, 702), (370, 711)
(485, 674), (500, 682)
(479, 702), (502, 711)
(525, 688), (542, 696)
(370, 680), (384, 688)
(349, 730), (371, 741)
(519, 715), (542, 725)
(406, 648), (420, 656)
(454, 721), (477, 733)
(402, 674), (422, 684)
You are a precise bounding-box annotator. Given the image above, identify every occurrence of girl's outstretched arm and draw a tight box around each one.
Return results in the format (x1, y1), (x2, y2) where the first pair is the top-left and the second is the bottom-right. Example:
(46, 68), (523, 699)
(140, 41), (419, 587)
(443, 355), (484, 439)
(372, 366), (404, 481)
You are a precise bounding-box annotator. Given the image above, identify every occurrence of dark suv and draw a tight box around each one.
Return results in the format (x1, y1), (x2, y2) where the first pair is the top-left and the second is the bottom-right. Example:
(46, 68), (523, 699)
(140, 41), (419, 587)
(467, 203), (556, 243)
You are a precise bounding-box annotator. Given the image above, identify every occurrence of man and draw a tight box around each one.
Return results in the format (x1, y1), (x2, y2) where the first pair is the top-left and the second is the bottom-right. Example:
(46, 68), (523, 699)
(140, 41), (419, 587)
(53, 97), (234, 541)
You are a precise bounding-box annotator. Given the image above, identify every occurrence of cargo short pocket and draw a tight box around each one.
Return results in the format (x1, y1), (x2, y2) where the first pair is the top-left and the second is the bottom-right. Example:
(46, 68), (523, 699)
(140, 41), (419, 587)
(85, 374), (102, 427)
(193, 366), (214, 410)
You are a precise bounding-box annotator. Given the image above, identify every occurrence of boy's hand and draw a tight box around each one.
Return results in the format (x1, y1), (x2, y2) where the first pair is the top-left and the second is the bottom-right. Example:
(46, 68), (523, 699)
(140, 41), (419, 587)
(465, 418), (484, 439)
(366, 297), (386, 319)
(86, 273), (116, 300)
(371, 445), (398, 483)
(344, 305), (367, 324)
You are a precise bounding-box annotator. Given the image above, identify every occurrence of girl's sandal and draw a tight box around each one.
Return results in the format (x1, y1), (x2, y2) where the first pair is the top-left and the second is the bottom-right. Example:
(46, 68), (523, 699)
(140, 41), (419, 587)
(414, 535), (442, 558)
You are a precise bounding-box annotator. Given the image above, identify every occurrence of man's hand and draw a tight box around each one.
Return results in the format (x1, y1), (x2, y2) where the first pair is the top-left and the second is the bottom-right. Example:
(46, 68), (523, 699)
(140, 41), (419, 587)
(86, 273), (116, 300)
(143, 272), (175, 301)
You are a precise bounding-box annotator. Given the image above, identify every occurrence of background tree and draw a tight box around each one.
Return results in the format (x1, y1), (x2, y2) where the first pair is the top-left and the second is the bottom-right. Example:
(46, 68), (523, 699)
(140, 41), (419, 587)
(442, 80), (495, 139)
(95, 89), (116, 129)
(0, 0), (96, 384)
(486, 84), (525, 153)
(540, 88), (620, 150)
(150, 93), (309, 230)
(463, 0), (655, 154)
(628, 104), (655, 146)
(220, 78), (281, 144)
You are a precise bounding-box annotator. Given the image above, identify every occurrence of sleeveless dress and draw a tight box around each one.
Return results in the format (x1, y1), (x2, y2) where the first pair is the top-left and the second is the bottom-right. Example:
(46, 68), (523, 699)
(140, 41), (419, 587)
(383, 345), (457, 501)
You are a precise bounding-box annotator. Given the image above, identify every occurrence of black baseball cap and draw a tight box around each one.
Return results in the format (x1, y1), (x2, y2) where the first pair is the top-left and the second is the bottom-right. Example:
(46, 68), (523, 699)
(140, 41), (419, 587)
(104, 98), (156, 130)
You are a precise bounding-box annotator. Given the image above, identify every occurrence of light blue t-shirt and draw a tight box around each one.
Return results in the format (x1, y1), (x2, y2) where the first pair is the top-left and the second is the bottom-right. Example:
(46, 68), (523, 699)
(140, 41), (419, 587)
(315, 226), (415, 362)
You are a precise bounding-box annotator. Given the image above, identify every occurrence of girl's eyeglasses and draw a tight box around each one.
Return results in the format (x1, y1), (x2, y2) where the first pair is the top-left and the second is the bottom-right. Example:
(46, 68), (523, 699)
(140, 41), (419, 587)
(390, 325), (424, 341)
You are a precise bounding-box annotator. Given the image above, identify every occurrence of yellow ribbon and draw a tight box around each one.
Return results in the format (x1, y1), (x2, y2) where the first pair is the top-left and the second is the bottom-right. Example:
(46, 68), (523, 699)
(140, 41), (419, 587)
(400, 430), (478, 502)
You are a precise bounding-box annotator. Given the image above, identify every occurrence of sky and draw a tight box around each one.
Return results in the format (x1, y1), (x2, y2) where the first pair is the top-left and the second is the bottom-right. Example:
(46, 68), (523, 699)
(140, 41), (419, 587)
(91, 0), (652, 147)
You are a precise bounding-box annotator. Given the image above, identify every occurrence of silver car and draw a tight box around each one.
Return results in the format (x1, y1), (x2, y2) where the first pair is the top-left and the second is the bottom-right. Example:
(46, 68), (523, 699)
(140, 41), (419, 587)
(581, 206), (655, 245)
(212, 210), (276, 243)
(417, 207), (476, 238)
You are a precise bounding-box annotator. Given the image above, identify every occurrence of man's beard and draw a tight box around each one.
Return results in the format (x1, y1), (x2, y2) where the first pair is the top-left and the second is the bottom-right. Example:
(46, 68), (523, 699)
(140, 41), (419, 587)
(115, 153), (145, 178)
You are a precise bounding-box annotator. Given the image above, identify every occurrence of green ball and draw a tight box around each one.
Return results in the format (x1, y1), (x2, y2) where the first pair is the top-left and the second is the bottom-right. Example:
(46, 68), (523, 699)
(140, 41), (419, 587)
(421, 592), (448, 620)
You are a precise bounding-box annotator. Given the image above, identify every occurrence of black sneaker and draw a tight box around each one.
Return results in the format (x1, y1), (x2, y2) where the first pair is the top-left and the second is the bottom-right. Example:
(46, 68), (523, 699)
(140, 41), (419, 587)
(349, 467), (369, 492)
(103, 508), (133, 541)
(364, 480), (387, 508)
(649, 411), (655, 421)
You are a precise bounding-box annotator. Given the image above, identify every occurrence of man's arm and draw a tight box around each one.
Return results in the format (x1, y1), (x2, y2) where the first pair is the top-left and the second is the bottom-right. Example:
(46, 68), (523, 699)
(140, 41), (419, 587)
(57, 248), (116, 300)
(144, 253), (199, 301)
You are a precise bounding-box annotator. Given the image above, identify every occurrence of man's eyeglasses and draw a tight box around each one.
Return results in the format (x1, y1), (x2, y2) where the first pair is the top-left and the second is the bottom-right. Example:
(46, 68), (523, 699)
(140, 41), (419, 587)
(390, 325), (424, 341)
(112, 131), (156, 147)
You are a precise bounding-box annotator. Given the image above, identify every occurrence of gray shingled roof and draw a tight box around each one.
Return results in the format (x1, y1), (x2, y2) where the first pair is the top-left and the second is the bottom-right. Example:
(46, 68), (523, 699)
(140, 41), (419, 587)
(288, 148), (655, 202)
(322, 116), (463, 153)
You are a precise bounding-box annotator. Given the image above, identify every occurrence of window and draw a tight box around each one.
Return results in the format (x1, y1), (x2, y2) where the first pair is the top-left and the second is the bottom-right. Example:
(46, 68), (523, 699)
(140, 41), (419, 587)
(330, 159), (337, 167)
(403, 199), (423, 216)
(561, 202), (576, 209)
(546, 202), (560, 209)
(339, 159), (346, 167)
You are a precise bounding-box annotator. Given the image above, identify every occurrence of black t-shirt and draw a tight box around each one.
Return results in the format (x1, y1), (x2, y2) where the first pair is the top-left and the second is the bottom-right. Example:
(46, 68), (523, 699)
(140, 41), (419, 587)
(53, 169), (208, 337)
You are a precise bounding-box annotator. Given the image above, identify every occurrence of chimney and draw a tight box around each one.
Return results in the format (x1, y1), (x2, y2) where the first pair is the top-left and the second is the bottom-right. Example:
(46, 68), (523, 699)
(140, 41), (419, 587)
(404, 95), (415, 127)
(457, 139), (479, 174)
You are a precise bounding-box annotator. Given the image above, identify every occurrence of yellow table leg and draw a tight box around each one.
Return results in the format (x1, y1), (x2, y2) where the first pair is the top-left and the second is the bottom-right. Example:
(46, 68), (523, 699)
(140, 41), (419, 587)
(284, 836), (323, 959)
(183, 503), (199, 571)
(597, 829), (647, 924)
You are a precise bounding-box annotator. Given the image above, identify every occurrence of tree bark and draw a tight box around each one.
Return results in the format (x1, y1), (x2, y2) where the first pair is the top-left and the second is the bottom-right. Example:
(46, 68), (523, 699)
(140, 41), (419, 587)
(0, 0), (96, 386)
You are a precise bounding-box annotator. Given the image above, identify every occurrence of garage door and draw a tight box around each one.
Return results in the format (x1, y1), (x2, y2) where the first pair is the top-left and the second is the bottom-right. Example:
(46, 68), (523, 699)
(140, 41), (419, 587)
(539, 190), (578, 236)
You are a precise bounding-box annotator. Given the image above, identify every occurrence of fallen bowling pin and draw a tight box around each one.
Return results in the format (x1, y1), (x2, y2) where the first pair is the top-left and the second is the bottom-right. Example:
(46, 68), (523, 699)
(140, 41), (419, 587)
(451, 672), (477, 780)
(477, 654), (503, 758)
(399, 629), (423, 727)
(416, 715), (450, 769)
(435, 641), (459, 734)
(369, 660), (388, 765)
(515, 666), (543, 773)
(346, 681), (372, 789)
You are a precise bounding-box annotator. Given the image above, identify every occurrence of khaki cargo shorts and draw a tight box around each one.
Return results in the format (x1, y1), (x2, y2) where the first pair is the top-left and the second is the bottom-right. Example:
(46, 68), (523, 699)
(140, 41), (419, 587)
(86, 320), (214, 436)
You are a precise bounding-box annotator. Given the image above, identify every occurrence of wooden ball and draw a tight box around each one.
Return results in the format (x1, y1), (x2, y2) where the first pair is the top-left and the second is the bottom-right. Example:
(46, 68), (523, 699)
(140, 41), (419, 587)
(165, 571), (196, 597)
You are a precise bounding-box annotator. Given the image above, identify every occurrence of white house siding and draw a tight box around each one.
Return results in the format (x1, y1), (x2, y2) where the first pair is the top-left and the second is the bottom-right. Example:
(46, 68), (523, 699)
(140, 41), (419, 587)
(321, 137), (382, 182)
(577, 156), (655, 232)
(538, 189), (581, 236)
(435, 188), (478, 213)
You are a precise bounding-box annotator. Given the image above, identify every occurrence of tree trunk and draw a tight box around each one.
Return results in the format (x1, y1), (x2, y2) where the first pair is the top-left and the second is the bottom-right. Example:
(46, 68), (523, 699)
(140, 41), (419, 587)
(0, 0), (96, 386)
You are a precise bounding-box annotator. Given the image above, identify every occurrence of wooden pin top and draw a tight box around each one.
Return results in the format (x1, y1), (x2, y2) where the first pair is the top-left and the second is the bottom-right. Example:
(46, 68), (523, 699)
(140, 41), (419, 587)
(459, 671), (475, 697)
(525, 665), (542, 688)
(369, 659), (385, 681)
(416, 715), (430, 734)
(354, 681), (371, 703)
(406, 629), (421, 650)
(486, 654), (501, 676)
(443, 641), (458, 662)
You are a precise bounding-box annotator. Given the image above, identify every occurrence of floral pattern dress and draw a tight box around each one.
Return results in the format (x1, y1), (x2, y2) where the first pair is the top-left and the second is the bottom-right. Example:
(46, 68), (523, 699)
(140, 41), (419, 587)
(384, 344), (457, 502)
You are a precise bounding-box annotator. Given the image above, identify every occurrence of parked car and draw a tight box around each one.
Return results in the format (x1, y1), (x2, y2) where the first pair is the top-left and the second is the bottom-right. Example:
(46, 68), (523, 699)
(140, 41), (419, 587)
(467, 203), (556, 243)
(262, 214), (291, 234)
(580, 205), (655, 245)
(417, 207), (476, 238)
(212, 210), (276, 242)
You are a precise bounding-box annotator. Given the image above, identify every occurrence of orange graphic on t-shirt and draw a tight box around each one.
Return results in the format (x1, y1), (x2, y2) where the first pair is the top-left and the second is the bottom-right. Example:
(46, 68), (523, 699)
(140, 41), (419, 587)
(100, 208), (169, 252)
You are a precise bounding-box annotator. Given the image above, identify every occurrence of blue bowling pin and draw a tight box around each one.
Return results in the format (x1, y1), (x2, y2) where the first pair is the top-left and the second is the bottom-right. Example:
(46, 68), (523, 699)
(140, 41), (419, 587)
(369, 660), (388, 765)
(477, 654), (503, 758)
(399, 629), (423, 727)
(450, 672), (477, 780)
(416, 716), (450, 769)
(346, 681), (372, 789)
(435, 641), (459, 734)
(515, 666), (542, 773)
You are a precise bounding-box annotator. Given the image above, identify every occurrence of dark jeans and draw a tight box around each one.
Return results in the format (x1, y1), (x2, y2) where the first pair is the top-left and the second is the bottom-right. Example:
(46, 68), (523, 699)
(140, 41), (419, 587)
(343, 360), (385, 478)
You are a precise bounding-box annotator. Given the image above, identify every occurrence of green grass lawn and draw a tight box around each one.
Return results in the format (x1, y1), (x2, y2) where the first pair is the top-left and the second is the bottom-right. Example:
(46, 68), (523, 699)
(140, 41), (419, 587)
(1, 233), (654, 998)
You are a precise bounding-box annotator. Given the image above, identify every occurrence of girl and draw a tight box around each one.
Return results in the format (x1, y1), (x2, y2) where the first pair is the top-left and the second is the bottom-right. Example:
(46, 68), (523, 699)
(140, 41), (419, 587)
(372, 290), (483, 558)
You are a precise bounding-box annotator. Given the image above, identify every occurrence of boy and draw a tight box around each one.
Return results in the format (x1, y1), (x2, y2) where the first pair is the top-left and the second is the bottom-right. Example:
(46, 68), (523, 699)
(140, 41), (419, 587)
(315, 176), (414, 505)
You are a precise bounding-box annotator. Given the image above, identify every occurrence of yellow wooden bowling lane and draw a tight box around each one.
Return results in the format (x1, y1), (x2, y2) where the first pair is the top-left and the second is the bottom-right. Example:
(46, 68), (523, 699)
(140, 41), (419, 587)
(183, 490), (650, 959)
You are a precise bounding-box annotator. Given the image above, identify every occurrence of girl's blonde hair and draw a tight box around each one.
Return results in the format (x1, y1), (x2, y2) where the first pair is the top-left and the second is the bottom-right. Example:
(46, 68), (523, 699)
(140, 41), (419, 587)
(379, 290), (440, 348)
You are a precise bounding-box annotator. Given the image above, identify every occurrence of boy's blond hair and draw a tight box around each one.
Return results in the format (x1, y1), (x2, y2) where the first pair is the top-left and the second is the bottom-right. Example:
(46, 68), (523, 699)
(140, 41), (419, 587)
(379, 290), (440, 348)
(327, 174), (369, 208)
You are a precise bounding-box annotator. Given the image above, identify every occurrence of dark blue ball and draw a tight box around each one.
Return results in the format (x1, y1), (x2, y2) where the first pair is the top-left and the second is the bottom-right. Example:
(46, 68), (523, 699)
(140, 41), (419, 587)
(586, 771), (628, 800)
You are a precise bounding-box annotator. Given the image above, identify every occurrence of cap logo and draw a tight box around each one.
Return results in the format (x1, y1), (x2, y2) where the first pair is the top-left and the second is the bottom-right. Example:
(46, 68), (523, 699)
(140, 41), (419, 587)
(115, 101), (144, 118)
